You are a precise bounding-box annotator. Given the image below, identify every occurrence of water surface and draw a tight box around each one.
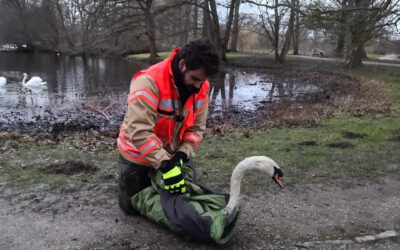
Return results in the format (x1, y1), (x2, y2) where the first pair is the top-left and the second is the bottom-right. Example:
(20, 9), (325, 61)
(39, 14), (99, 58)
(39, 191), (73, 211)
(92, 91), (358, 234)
(0, 52), (323, 132)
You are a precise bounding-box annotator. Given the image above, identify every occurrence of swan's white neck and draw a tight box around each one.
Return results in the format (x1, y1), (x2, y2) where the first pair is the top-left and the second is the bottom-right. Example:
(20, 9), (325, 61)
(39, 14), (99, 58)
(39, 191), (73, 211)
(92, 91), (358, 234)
(226, 156), (277, 216)
(22, 74), (27, 85)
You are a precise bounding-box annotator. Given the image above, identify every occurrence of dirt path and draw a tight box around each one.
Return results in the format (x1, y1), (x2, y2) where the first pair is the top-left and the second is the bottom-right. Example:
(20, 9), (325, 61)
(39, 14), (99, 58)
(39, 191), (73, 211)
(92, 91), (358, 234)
(1, 176), (399, 249)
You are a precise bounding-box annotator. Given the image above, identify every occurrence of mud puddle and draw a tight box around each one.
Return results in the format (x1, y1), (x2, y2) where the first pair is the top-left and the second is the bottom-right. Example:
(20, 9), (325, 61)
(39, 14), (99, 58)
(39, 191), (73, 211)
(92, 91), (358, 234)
(41, 161), (99, 175)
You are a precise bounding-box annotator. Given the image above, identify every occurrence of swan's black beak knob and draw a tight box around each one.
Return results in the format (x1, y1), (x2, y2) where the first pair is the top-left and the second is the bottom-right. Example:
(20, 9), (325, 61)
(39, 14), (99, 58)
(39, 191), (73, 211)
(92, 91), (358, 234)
(272, 167), (284, 189)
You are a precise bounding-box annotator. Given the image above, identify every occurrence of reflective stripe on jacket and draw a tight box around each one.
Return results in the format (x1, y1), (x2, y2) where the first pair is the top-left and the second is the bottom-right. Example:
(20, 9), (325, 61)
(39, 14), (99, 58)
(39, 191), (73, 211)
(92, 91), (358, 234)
(118, 48), (209, 168)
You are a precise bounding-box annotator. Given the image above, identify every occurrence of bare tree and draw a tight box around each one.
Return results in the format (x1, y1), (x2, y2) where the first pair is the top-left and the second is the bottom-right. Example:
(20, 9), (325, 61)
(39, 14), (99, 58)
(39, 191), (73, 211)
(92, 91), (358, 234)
(249, 0), (296, 62)
(292, 0), (300, 55)
(207, 0), (224, 59)
(222, 0), (237, 60)
(193, 0), (199, 37)
(230, 0), (241, 51)
(333, 0), (347, 57)
(307, 0), (400, 68)
(344, 0), (398, 68)
(202, 0), (213, 38)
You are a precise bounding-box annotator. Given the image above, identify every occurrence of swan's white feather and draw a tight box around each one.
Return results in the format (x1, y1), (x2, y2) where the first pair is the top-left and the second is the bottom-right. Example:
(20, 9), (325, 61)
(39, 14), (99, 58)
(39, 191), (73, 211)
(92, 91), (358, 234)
(0, 77), (6, 86)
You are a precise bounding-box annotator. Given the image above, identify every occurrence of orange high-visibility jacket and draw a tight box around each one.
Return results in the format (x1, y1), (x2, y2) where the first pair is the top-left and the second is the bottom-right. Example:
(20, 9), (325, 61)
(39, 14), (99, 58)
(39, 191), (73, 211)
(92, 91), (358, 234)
(118, 48), (209, 168)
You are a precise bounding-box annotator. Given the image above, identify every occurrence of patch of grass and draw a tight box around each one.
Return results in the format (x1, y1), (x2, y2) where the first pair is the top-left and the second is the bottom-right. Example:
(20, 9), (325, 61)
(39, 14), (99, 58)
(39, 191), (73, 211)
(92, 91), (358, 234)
(126, 51), (170, 60)
(226, 51), (274, 60)
(4, 166), (65, 190)
(0, 141), (118, 190)
(196, 115), (400, 189)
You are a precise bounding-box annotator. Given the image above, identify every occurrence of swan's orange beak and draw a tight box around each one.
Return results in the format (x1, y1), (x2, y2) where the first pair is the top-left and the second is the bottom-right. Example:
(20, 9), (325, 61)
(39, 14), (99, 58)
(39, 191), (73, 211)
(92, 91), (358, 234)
(273, 174), (283, 189)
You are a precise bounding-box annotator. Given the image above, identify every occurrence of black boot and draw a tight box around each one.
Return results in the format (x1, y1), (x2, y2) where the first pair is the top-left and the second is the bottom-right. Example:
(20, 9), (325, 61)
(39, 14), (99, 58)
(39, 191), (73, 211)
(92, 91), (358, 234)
(118, 156), (151, 215)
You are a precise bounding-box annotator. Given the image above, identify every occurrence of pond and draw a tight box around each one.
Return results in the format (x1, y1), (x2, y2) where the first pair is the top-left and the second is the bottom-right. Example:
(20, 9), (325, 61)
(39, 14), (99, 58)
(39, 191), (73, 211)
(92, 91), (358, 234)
(0, 52), (325, 132)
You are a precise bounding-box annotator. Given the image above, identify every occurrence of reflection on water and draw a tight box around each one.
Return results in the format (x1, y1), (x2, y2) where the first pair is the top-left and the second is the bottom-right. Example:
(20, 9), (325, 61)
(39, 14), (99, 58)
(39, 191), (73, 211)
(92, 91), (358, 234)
(0, 53), (145, 111)
(209, 70), (321, 112)
(0, 53), (323, 129)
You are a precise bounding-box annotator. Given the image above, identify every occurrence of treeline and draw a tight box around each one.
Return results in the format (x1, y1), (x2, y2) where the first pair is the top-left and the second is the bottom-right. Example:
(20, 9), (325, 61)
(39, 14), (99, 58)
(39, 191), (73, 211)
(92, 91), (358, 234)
(0, 0), (399, 68)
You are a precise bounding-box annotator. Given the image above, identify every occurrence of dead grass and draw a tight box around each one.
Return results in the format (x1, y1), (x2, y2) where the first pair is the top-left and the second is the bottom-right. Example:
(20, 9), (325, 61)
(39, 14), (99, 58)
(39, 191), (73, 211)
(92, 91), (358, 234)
(257, 76), (392, 128)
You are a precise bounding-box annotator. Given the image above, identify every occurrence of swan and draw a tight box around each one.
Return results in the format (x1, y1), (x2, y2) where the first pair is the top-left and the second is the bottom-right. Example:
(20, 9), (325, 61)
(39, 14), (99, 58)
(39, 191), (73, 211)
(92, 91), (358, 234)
(132, 155), (284, 244)
(0, 76), (6, 86)
(226, 156), (283, 220)
(22, 73), (47, 86)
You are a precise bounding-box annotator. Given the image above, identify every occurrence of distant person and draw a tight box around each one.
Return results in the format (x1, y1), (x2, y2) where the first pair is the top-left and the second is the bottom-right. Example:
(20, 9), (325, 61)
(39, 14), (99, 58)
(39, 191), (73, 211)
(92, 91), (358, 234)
(117, 39), (219, 215)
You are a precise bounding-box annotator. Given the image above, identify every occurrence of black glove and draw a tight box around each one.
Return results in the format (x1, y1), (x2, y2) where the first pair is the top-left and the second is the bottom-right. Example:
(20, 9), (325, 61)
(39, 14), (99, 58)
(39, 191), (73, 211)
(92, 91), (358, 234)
(159, 152), (188, 194)
(173, 151), (188, 163)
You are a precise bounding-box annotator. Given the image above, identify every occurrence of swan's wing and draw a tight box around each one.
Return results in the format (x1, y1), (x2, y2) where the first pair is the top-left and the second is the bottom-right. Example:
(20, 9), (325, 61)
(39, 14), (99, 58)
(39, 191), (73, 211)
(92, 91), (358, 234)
(26, 77), (43, 85)
(30, 77), (43, 81)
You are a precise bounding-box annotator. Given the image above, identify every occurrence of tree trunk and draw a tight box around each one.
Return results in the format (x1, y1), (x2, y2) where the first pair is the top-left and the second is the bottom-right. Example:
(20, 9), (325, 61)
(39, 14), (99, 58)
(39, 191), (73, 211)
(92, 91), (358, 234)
(221, 0), (236, 61)
(202, 0), (212, 39)
(345, 0), (368, 68)
(334, 30), (345, 58)
(193, 0), (199, 38)
(208, 0), (223, 60)
(278, 0), (295, 62)
(334, 0), (347, 58)
(230, 0), (240, 52)
(344, 0), (354, 63)
(273, 0), (280, 61)
(361, 45), (368, 59)
(347, 43), (364, 68)
(180, 4), (191, 45)
(292, 0), (300, 55)
(145, 12), (158, 58)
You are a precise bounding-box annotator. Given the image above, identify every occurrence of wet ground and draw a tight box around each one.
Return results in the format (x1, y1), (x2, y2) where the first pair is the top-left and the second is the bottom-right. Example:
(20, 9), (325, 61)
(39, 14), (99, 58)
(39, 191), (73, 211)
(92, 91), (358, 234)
(0, 52), (367, 133)
(1, 168), (399, 249)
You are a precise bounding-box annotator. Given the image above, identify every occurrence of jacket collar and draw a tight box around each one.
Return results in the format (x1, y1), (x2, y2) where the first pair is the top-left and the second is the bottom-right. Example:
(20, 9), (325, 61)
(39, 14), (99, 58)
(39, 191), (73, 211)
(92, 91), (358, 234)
(167, 48), (180, 84)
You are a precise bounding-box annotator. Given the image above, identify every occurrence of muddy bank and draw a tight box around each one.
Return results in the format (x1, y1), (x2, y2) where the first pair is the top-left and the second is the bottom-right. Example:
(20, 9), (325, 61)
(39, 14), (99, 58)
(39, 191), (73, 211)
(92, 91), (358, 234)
(1, 67), (390, 134)
(0, 103), (124, 134)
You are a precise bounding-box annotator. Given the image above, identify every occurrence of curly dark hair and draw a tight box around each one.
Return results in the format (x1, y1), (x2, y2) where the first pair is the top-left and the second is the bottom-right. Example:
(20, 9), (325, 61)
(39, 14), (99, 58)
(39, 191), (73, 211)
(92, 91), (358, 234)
(178, 39), (219, 77)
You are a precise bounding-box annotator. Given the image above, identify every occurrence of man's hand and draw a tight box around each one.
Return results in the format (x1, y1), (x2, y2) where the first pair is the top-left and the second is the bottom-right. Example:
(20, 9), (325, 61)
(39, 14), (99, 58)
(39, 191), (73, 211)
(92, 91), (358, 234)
(173, 151), (188, 163)
(159, 152), (188, 194)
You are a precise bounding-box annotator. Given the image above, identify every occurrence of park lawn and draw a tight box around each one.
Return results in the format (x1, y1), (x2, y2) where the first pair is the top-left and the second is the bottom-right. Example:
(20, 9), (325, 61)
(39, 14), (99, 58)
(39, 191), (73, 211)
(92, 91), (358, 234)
(126, 51), (171, 60)
(195, 113), (400, 190)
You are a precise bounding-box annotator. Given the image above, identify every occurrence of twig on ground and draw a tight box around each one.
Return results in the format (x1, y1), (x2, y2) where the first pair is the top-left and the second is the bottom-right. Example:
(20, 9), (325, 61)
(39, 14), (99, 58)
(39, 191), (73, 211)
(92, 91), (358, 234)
(84, 104), (110, 120)
(102, 102), (116, 112)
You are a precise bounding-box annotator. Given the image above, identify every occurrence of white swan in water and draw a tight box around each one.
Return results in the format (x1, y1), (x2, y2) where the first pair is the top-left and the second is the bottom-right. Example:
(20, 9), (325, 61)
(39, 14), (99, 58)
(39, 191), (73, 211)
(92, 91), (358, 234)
(226, 156), (283, 220)
(0, 77), (6, 86)
(22, 73), (47, 86)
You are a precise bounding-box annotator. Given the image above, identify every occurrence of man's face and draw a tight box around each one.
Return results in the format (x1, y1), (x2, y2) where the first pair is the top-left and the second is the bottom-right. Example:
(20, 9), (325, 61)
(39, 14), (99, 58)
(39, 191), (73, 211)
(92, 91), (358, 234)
(178, 59), (208, 91)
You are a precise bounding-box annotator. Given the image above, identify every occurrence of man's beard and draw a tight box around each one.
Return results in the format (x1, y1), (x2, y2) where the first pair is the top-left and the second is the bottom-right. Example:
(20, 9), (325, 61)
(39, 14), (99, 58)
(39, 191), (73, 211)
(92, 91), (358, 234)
(182, 71), (201, 94)
(186, 84), (201, 94)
